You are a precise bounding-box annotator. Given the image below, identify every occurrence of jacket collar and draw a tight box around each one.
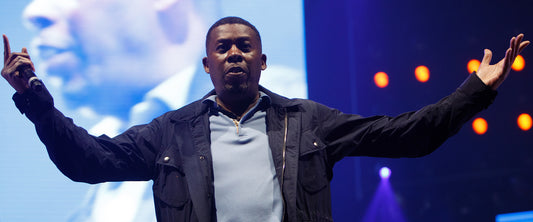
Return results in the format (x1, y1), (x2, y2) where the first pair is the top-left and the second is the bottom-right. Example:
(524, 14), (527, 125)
(168, 85), (302, 122)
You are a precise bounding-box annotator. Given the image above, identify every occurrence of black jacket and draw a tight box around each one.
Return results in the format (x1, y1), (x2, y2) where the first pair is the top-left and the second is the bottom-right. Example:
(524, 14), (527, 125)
(14, 74), (496, 221)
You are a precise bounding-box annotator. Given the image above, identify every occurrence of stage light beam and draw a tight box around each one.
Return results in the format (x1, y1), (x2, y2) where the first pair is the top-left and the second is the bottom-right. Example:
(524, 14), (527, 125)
(362, 166), (406, 222)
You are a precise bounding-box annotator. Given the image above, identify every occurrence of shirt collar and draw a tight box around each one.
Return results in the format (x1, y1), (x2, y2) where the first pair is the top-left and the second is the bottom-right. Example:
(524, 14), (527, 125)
(202, 91), (271, 118)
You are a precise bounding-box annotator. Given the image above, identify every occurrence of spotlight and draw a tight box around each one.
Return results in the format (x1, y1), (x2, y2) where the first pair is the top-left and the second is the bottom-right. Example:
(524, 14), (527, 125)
(415, 65), (430, 83)
(467, 59), (480, 74)
(472, 117), (488, 135)
(518, 113), (532, 131)
(374, 72), (389, 88)
(379, 167), (391, 179)
(512, 55), (525, 71)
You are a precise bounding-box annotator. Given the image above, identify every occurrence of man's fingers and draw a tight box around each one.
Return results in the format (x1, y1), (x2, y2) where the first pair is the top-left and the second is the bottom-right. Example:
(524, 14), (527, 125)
(4, 54), (32, 76)
(4, 52), (26, 68)
(20, 47), (34, 70)
(505, 34), (528, 68)
(481, 49), (493, 66)
(3, 34), (11, 64)
(518, 41), (530, 54)
(505, 48), (513, 68)
(3, 36), (33, 69)
(513, 35), (521, 49)
(512, 34), (527, 56)
(516, 34), (524, 48)
(10, 52), (31, 57)
(513, 36), (522, 58)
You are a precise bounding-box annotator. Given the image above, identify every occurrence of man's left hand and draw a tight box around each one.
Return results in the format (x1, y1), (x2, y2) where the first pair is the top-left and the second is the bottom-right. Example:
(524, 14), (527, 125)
(477, 33), (529, 90)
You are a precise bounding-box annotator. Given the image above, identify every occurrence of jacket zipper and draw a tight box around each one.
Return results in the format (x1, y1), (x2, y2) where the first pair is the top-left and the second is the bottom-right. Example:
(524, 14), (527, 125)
(280, 111), (288, 222)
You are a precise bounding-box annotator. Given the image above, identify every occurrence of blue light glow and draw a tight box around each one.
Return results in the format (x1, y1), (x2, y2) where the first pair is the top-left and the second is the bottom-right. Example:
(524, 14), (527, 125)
(380, 167), (391, 179)
(362, 172), (406, 222)
(496, 210), (533, 222)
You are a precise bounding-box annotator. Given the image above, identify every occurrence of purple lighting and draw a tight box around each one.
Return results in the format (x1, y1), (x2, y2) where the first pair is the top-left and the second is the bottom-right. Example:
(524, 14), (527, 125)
(379, 167), (391, 179)
(362, 166), (406, 222)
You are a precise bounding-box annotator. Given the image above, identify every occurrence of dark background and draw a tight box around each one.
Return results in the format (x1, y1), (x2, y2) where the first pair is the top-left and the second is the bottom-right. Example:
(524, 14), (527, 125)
(305, 0), (533, 221)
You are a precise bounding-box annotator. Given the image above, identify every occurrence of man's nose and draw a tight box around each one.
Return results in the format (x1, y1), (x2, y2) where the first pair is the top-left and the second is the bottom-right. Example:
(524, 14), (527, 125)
(22, 0), (59, 31)
(227, 45), (243, 63)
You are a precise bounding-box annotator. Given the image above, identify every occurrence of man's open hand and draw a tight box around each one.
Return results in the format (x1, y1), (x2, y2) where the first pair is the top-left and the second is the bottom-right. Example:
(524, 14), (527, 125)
(477, 33), (530, 90)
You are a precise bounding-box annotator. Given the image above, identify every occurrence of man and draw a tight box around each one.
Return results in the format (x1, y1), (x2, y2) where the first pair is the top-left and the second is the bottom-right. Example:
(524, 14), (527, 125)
(2, 16), (529, 221)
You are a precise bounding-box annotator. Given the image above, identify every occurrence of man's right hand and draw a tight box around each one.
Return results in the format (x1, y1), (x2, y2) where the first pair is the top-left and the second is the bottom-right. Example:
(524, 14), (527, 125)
(2, 34), (34, 94)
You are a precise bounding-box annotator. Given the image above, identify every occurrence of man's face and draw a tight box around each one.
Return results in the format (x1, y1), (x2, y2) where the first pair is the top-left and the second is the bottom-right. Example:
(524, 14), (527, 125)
(203, 24), (266, 100)
(23, 0), (80, 82)
(23, 0), (176, 94)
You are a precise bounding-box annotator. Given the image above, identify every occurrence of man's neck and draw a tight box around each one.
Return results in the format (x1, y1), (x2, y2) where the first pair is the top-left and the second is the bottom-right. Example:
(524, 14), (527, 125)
(216, 93), (260, 120)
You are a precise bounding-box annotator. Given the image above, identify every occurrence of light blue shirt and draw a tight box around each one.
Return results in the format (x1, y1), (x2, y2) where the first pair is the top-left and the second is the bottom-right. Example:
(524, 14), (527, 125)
(203, 92), (283, 222)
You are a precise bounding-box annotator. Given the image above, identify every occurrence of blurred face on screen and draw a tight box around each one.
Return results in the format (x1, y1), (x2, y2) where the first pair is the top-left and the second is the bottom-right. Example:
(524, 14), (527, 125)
(23, 0), (205, 111)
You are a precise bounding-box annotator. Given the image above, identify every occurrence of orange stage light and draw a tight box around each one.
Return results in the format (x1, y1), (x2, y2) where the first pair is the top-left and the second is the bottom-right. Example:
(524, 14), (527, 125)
(472, 117), (488, 135)
(517, 113), (532, 131)
(374, 72), (389, 88)
(467, 59), (480, 74)
(512, 55), (525, 71)
(415, 65), (430, 83)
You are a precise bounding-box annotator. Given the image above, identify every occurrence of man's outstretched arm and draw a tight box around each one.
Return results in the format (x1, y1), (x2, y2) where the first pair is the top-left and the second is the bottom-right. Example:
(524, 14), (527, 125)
(322, 34), (529, 161)
(1, 34), (157, 183)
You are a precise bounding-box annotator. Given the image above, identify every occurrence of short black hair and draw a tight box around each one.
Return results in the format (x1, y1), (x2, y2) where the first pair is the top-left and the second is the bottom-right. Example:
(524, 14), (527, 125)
(205, 16), (262, 50)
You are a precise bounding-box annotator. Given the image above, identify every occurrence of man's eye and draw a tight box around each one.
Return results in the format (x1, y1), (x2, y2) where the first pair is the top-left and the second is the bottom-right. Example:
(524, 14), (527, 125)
(239, 44), (251, 52)
(216, 45), (229, 52)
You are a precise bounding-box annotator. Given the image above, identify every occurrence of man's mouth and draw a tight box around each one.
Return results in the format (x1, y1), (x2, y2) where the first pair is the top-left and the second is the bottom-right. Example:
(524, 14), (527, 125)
(227, 66), (246, 75)
(224, 66), (247, 85)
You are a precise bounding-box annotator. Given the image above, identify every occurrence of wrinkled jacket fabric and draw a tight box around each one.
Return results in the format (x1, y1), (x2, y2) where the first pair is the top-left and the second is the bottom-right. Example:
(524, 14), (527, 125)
(14, 74), (496, 222)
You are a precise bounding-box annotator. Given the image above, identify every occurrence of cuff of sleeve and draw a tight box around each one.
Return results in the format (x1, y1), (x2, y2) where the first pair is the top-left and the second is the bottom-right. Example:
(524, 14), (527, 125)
(12, 84), (54, 122)
(13, 91), (30, 114)
(457, 72), (498, 109)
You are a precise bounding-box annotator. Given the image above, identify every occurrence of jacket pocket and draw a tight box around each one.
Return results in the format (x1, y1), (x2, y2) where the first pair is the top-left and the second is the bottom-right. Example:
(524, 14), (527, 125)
(152, 147), (190, 208)
(298, 133), (329, 193)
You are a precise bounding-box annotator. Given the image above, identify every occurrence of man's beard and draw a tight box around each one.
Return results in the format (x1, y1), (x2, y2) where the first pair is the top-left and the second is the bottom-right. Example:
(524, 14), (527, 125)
(224, 82), (248, 94)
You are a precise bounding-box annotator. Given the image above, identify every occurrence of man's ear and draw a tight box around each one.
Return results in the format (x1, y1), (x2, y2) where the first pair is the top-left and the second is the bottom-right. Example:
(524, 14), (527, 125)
(261, 54), (267, 70)
(202, 57), (210, 73)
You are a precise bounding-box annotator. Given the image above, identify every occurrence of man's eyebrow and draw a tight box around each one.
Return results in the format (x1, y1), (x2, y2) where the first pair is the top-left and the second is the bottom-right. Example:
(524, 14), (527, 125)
(215, 36), (252, 43)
